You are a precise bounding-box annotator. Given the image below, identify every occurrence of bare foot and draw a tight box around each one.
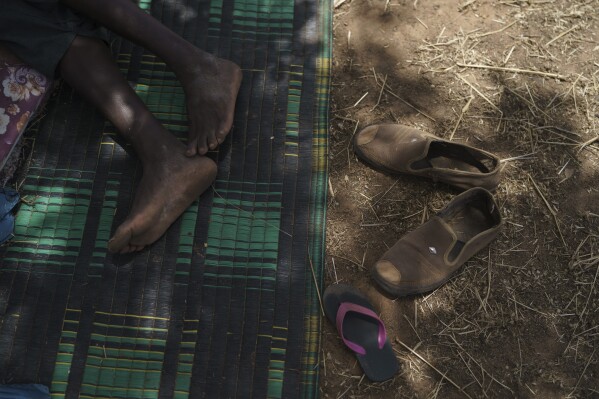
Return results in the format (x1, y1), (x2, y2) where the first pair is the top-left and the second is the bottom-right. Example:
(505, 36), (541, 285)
(107, 139), (217, 253)
(55, 36), (222, 253)
(178, 51), (242, 156)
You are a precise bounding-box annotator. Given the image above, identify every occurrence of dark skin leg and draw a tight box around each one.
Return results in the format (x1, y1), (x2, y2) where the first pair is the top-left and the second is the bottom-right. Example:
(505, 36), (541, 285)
(59, 36), (217, 253)
(59, 0), (242, 156)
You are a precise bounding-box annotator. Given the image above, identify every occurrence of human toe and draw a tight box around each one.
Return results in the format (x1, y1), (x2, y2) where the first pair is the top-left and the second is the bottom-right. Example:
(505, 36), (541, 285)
(215, 125), (230, 143)
(186, 139), (199, 156)
(191, 135), (208, 155)
(108, 227), (131, 253)
(208, 134), (219, 150)
(126, 244), (145, 253)
(198, 142), (209, 154)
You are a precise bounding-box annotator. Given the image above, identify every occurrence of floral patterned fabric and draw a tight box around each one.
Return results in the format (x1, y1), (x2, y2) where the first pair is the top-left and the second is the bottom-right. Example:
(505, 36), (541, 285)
(0, 63), (50, 171)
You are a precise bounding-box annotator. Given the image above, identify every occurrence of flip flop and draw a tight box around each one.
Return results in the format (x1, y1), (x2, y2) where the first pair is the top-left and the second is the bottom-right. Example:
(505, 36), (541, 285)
(323, 284), (399, 382)
(0, 187), (19, 245)
(1, 187), (20, 218)
(0, 212), (15, 245)
(0, 383), (50, 399)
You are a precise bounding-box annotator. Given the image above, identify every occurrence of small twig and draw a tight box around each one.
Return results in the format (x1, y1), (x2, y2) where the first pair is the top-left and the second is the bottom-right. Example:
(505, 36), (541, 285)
(330, 254), (363, 268)
(331, 257), (339, 284)
(372, 179), (399, 206)
(371, 67), (378, 85)
(415, 17), (428, 29)
(353, 91), (368, 107)
(347, 120), (360, 167)
(458, 0), (477, 11)
(570, 264), (599, 341)
(382, 210), (424, 219)
(473, 20), (516, 38)
(360, 247), (367, 269)
(450, 95), (473, 140)
(457, 75), (502, 113)
(504, 86), (550, 119)
(328, 178), (335, 198)
(558, 160), (570, 175)
(569, 74), (582, 114)
(575, 324), (599, 338)
(414, 302), (418, 329)
(536, 125), (581, 137)
(569, 348), (596, 397)
(439, 26), (450, 40)
(528, 174), (567, 247)
(503, 45), (515, 65)
(402, 315), (422, 341)
(569, 235), (590, 269)
(332, 115), (357, 123)
(457, 63), (567, 80)
(577, 135), (599, 154)
(421, 205), (428, 225)
(371, 74), (388, 111)
(336, 385), (352, 399)
(525, 83), (538, 111)
(483, 249), (492, 308)
(500, 152), (537, 163)
(455, 352), (483, 391)
(508, 296), (550, 317)
(517, 338), (523, 380)
(395, 339), (474, 399)
(545, 24), (580, 47)
(449, 336), (515, 394)
(377, 80), (437, 121)
(360, 222), (389, 227)
(308, 254), (325, 317)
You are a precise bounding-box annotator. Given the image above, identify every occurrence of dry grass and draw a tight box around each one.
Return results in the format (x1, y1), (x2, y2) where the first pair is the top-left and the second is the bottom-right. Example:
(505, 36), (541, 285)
(323, 0), (599, 397)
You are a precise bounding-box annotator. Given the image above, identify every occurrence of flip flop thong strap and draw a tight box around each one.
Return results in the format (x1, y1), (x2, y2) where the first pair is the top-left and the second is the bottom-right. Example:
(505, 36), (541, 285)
(336, 302), (387, 355)
(1, 187), (20, 218)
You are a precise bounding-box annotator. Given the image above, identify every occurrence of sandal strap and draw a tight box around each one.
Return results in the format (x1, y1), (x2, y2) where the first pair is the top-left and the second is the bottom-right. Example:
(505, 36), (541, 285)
(336, 302), (387, 355)
(1, 188), (19, 219)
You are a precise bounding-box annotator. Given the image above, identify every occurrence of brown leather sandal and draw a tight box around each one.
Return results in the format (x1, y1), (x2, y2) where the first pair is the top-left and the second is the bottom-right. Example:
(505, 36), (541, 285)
(372, 187), (501, 296)
(354, 124), (501, 191)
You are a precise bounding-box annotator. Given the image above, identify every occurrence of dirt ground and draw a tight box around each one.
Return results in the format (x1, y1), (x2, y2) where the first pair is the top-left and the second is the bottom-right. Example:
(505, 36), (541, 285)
(321, 0), (599, 398)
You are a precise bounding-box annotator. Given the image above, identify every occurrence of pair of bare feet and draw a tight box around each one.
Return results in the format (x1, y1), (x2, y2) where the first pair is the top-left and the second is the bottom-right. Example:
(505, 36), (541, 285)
(41, 0), (244, 254)
(106, 52), (242, 254)
(3, 0), (242, 254)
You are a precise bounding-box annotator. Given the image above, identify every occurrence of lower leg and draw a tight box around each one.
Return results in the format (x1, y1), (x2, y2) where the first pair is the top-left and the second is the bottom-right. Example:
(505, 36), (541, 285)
(59, 0), (242, 156)
(58, 36), (217, 253)
(60, 0), (189, 71)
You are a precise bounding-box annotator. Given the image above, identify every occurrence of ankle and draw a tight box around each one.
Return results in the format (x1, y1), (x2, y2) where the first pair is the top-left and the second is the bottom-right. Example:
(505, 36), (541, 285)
(123, 115), (174, 162)
(174, 47), (218, 81)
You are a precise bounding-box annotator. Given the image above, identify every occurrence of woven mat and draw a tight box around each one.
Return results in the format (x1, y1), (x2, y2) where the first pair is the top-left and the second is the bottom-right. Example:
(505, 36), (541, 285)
(0, 0), (330, 397)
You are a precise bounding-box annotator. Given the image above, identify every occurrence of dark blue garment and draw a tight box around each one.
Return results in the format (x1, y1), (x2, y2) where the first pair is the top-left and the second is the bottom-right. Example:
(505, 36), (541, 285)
(0, 0), (108, 78)
(0, 187), (19, 244)
(0, 384), (50, 399)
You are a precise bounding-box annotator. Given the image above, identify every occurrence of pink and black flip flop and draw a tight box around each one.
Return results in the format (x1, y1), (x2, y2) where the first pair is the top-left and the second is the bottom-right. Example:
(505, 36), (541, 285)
(323, 284), (399, 382)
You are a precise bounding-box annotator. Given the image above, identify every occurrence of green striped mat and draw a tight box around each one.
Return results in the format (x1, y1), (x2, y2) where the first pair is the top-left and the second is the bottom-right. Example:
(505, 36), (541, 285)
(0, 0), (330, 397)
